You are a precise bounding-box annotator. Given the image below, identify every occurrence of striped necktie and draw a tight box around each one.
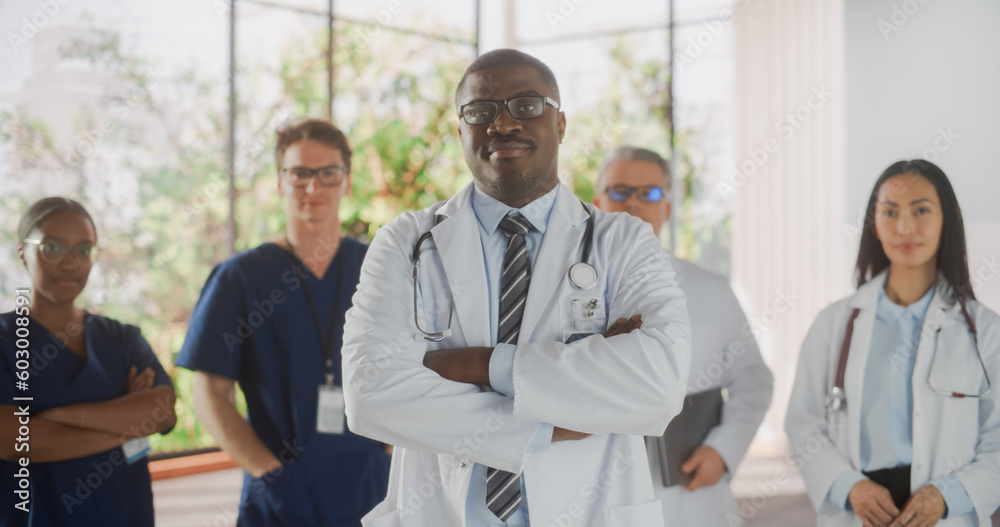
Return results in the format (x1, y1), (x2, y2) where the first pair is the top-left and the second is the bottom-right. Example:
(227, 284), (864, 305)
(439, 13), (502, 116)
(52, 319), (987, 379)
(486, 212), (533, 521)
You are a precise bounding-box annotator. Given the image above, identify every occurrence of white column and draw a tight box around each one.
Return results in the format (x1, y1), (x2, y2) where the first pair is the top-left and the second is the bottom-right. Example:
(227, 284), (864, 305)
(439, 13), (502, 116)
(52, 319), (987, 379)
(731, 0), (850, 455)
(478, 0), (518, 53)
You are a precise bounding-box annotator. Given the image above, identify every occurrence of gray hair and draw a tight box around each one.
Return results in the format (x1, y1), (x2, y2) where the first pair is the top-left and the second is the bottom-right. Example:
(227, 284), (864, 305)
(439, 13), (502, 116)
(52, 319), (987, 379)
(596, 146), (671, 194)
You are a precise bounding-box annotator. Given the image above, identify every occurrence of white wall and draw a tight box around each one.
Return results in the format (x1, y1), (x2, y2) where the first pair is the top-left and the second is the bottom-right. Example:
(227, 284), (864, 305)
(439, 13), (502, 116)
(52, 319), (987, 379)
(732, 0), (850, 456)
(844, 0), (1000, 311)
(733, 0), (1000, 461)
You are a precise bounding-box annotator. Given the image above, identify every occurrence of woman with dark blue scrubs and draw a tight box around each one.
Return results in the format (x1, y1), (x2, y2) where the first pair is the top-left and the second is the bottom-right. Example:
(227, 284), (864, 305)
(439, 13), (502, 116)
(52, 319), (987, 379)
(1, 197), (176, 527)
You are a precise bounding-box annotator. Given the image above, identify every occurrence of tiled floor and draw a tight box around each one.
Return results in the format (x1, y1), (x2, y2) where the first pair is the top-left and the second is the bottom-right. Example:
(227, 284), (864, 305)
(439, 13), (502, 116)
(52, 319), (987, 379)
(153, 468), (243, 527)
(154, 457), (818, 526)
(731, 455), (816, 526)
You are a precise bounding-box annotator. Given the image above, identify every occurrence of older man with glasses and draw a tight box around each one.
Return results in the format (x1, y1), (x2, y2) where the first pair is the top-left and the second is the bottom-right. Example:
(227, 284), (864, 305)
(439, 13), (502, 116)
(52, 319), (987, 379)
(176, 118), (391, 527)
(594, 146), (774, 526)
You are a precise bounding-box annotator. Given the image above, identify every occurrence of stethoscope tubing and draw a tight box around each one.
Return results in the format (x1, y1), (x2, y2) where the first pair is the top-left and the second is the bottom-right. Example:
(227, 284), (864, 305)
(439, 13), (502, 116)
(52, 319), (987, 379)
(411, 202), (597, 341)
(826, 297), (990, 418)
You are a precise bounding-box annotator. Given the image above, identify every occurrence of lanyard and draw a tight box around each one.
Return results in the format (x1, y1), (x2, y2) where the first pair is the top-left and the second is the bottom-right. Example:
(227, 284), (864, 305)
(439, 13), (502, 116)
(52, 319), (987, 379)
(283, 236), (343, 386)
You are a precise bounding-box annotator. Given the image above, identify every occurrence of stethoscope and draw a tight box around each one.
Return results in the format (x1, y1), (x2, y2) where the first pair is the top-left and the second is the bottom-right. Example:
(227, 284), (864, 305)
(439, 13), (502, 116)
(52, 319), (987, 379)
(412, 201), (598, 342)
(826, 298), (991, 416)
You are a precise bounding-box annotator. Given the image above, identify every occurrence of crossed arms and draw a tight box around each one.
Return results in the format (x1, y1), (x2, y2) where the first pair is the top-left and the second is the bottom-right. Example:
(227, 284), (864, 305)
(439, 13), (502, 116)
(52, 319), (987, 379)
(1, 367), (176, 463)
(342, 218), (691, 472)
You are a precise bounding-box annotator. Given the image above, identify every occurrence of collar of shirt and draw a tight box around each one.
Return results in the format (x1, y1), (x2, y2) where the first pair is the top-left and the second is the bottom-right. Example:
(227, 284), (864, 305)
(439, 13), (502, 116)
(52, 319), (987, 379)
(470, 183), (560, 235)
(876, 282), (936, 325)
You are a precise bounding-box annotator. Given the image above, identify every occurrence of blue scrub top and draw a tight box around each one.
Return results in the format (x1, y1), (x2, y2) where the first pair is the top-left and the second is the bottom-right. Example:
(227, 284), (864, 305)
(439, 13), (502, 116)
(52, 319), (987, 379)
(0, 313), (173, 527)
(175, 240), (390, 527)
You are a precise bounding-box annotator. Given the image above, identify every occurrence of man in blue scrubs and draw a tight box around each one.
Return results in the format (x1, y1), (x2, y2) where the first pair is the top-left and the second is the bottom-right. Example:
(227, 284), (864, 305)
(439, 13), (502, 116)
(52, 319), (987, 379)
(176, 118), (390, 526)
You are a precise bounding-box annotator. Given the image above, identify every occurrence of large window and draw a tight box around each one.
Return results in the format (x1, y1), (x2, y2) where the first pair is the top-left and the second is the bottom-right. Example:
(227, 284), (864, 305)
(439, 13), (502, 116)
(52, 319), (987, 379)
(0, 0), (736, 453)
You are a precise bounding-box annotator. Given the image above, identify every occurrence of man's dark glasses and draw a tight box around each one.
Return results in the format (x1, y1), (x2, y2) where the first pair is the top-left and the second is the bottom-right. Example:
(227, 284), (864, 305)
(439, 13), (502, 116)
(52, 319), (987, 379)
(604, 185), (665, 203)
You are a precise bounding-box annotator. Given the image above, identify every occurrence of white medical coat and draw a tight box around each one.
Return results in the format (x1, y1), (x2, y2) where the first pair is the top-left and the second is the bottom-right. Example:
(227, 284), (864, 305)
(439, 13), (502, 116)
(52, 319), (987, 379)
(342, 183), (692, 527)
(648, 255), (773, 526)
(785, 271), (1000, 526)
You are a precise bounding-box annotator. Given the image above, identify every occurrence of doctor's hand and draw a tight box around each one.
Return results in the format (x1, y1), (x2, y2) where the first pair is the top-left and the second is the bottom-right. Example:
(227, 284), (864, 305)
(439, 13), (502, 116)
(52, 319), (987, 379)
(551, 427), (592, 442)
(888, 485), (945, 527)
(251, 457), (285, 479)
(127, 366), (156, 394)
(604, 315), (643, 337)
(849, 479), (900, 527)
(680, 445), (727, 491)
(422, 347), (493, 386)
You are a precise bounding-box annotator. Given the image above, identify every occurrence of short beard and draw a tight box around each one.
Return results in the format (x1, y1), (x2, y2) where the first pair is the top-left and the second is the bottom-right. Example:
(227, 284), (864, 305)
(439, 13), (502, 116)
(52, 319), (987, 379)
(474, 165), (558, 208)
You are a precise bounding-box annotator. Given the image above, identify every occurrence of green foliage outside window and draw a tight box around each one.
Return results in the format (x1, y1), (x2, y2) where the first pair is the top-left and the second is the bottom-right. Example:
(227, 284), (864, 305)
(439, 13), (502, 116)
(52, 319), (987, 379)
(1, 19), (719, 453)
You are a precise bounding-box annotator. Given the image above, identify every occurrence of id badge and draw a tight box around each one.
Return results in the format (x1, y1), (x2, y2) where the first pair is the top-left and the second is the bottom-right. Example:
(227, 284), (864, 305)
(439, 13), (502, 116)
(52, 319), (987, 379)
(562, 298), (607, 343)
(561, 317), (607, 344)
(122, 437), (151, 464)
(317, 385), (346, 434)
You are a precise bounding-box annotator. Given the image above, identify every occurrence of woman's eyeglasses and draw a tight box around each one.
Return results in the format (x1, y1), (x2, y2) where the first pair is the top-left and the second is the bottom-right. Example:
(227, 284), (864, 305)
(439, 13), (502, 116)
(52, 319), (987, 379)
(23, 239), (98, 264)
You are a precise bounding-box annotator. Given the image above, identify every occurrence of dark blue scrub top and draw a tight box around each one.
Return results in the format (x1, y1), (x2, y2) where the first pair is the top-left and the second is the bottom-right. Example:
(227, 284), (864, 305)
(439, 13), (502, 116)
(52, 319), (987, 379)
(175, 240), (390, 527)
(0, 313), (173, 527)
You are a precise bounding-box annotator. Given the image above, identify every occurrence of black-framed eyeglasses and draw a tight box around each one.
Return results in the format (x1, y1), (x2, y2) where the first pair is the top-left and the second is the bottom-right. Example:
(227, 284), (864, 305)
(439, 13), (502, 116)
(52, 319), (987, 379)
(23, 238), (99, 264)
(459, 96), (560, 125)
(280, 165), (348, 188)
(604, 185), (665, 203)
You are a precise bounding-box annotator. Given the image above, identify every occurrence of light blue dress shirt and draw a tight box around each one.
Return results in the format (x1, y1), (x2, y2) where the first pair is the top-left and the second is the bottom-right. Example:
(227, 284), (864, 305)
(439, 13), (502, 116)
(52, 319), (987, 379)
(465, 184), (559, 526)
(828, 285), (975, 518)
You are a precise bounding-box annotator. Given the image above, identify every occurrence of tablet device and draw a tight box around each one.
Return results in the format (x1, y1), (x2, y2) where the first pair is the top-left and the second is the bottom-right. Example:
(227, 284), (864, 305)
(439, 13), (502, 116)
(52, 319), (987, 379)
(656, 387), (724, 487)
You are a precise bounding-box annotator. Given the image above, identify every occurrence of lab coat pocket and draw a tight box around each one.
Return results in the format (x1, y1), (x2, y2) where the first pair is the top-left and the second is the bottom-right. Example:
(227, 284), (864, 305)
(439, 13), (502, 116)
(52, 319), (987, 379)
(562, 317), (608, 344)
(602, 500), (664, 526)
(938, 395), (980, 453)
(928, 327), (988, 397)
(560, 294), (608, 343)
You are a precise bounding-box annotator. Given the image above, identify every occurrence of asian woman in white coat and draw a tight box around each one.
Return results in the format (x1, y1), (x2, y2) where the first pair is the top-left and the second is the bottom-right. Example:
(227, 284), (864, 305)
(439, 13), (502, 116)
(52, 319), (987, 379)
(786, 160), (1000, 527)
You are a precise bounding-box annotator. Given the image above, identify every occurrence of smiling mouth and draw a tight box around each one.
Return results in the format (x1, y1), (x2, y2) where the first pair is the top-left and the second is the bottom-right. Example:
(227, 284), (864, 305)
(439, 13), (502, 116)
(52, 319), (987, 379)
(487, 141), (532, 159)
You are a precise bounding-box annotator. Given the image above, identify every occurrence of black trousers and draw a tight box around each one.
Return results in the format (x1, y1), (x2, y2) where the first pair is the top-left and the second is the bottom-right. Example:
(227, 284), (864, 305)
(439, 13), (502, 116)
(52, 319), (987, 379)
(863, 465), (912, 510)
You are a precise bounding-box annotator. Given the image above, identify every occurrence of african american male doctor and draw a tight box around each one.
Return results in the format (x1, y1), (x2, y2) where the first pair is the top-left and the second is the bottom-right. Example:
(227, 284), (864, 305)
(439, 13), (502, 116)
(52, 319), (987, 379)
(341, 49), (692, 526)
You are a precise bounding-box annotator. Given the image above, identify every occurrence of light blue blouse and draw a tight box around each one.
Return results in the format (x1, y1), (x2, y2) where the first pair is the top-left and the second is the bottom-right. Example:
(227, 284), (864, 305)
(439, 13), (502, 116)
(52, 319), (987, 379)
(828, 285), (974, 517)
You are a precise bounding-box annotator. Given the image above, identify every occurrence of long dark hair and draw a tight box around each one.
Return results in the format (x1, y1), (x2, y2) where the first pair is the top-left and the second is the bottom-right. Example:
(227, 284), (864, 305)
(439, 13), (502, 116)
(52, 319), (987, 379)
(855, 159), (973, 300)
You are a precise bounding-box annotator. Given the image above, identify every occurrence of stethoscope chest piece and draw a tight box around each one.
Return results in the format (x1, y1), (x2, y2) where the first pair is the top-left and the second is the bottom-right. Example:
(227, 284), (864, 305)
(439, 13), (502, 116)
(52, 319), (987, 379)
(826, 386), (846, 413)
(569, 262), (598, 290)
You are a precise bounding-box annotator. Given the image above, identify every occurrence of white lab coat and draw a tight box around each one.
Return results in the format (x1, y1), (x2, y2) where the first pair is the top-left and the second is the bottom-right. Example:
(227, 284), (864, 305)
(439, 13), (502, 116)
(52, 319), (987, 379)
(342, 183), (692, 527)
(648, 256), (774, 526)
(786, 271), (1000, 526)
